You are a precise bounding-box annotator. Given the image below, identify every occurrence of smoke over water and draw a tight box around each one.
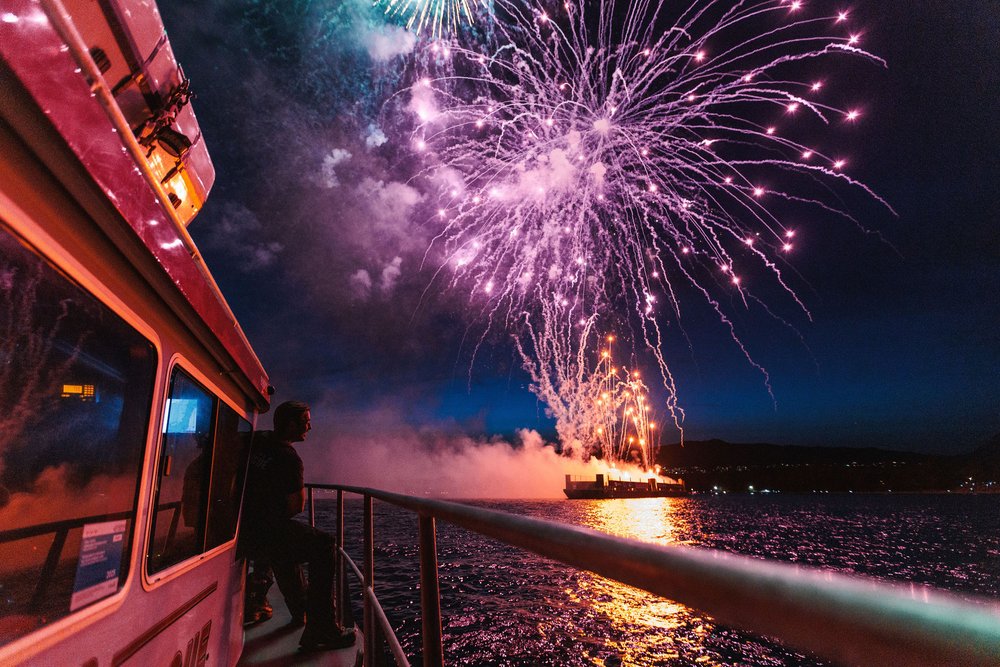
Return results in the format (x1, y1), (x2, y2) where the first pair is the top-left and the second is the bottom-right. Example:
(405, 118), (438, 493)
(297, 397), (636, 499)
(310, 428), (604, 499)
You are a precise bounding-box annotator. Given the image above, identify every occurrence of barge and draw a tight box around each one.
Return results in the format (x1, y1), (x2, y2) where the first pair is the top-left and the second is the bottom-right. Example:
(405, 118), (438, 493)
(563, 473), (687, 499)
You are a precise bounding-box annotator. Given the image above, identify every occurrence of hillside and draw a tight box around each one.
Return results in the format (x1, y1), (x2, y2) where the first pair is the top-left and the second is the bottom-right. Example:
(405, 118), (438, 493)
(655, 437), (1000, 493)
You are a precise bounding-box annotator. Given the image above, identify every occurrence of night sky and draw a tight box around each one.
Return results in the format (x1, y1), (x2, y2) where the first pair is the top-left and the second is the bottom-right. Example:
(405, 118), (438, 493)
(160, 0), (999, 461)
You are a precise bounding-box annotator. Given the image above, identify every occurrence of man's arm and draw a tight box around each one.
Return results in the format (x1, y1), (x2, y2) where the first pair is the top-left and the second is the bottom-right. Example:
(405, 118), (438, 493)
(274, 446), (306, 518)
(284, 487), (306, 518)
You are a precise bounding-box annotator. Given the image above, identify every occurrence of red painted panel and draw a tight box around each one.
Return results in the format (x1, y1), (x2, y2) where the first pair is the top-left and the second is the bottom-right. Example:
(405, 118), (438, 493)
(0, 0), (269, 405)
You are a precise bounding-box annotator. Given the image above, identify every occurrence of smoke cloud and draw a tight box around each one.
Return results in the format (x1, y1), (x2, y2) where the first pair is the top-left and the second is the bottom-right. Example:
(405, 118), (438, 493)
(359, 22), (418, 62)
(200, 202), (284, 272)
(318, 148), (353, 188)
(288, 395), (602, 498)
(306, 425), (604, 499)
(365, 124), (388, 148)
(158, 0), (496, 405)
(380, 256), (403, 294)
(349, 269), (373, 300)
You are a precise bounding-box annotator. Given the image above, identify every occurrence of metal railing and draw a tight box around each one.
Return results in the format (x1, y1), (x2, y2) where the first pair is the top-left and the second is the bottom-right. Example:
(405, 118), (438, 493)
(306, 484), (1000, 667)
(0, 510), (134, 609)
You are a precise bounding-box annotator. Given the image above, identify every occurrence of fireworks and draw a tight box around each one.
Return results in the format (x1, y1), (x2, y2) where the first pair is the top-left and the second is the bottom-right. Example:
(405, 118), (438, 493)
(591, 336), (659, 469)
(377, 0), (489, 39)
(401, 0), (887, 448)
(516, 300), (666, 466)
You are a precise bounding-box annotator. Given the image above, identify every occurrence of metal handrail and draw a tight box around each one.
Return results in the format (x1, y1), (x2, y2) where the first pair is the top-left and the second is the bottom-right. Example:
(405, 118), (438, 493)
(307, 483), (1000, 667)
(308, 488), (413, 667)
(340, 547), (410, 666)
(0, 510), (133, 544)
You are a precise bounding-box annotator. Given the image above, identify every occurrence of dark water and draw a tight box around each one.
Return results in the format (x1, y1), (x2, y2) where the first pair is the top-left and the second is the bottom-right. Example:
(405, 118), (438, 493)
(314, 494), (1000, 666)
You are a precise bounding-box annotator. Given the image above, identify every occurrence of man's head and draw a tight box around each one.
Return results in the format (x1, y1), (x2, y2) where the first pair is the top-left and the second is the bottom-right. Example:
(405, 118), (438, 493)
(273, 400), (311, 443)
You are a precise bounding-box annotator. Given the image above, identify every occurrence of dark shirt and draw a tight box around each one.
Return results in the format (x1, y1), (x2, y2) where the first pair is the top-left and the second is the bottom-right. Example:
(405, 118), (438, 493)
(239, 431), (303, 554)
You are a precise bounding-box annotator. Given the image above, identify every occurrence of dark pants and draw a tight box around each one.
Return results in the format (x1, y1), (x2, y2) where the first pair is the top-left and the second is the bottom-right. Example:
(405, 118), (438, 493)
(272, 561), (306, 620)
(244, 560), (302, 619)
(263, 519), (338, 633)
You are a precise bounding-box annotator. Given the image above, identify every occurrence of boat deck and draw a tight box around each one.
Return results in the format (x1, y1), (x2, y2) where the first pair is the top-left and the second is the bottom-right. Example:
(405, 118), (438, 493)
(238, 591), (362, 667)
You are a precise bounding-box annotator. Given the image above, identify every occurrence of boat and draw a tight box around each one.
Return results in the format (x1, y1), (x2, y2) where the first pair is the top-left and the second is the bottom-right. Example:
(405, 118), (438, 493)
(563, 473), (688, 499)
(0, 2), (361, 664)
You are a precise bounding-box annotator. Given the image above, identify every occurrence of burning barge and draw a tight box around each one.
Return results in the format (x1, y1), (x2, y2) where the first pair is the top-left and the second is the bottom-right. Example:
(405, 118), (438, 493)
(564, 473), (687, 499)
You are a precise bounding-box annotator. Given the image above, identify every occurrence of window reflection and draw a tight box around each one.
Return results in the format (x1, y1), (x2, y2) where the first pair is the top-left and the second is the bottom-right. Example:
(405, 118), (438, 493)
(0, 228), (155, 646)
(147, 371), (254, 573)
(206, 407), (252, 549)
(147, 371), (215, 573)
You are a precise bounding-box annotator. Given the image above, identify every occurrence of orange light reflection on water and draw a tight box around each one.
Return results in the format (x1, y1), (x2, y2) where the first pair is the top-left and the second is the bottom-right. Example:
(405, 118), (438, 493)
(564, 498), (724, 666)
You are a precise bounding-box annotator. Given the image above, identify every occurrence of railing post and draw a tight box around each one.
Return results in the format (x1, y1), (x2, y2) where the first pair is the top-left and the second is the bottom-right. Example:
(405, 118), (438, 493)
(30, 527), (68, 609)
(336, 489), (345, 629)
(363, 494), (375, 666)
(307, 486), (315, 526)
(419, 514), (445, 667)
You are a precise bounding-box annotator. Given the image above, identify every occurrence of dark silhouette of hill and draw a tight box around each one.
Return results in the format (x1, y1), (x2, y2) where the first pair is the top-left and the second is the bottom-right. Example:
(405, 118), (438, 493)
(968, 432), (1000, 466)
(951, 432), (1000, 487)
(657, 439), (929, 468)
(655, 436), (1000, 493)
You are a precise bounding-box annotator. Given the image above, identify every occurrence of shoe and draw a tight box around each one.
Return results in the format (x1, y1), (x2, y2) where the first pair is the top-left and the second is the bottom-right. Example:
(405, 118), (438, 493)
(298, 626), (356, 652)
(243, 600), (273, 626)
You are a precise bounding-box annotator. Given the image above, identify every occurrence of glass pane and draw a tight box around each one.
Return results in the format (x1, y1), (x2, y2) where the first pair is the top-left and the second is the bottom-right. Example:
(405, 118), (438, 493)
(0, 228), (155, 646)
(205, 408), (252, 550)
(147, 370), (215, 573)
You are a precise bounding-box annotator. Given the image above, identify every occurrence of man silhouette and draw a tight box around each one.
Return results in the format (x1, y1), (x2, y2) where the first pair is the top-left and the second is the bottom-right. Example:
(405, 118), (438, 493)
(240, 401), (354, 651)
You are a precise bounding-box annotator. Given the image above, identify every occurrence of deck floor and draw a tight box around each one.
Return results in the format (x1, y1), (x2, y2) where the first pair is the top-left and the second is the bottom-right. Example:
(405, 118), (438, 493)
(237, 591), (362, 667)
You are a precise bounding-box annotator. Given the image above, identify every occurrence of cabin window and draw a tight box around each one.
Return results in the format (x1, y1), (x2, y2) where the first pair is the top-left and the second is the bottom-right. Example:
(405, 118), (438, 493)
(205, 406), (252, 550)
(147, 371), (253, 573)
(147, 369), (216, 573)
(0, 228), (155, 647)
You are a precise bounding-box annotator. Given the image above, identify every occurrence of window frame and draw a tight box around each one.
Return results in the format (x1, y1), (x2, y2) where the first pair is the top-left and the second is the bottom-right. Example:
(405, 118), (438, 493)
(0, 221), (163, 644)
(142, 356), (256, 586)
(205, 401), (254, 551)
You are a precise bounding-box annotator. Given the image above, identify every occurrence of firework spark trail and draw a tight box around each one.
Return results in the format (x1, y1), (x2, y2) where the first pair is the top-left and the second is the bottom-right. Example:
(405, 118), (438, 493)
(514, 305), (602, 454)
(377, 0), (489, 39)
(515, 305), (662, 467)
(591, 335), (661, 468)
(401, 0), (887, 448)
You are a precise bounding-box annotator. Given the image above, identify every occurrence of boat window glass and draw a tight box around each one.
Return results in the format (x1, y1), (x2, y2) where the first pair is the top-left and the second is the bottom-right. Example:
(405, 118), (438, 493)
(205, 407), (252, 550)
(0, 227), (155, 648)
(147, 369), (216, 573)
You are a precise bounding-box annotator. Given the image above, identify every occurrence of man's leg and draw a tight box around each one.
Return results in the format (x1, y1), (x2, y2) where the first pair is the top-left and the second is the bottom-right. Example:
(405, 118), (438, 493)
(269, 521), (354, 649)
(272, 561), (306, 625)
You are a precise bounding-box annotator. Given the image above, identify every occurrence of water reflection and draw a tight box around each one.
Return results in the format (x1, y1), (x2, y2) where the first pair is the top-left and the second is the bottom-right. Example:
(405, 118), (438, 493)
(581, 497), (686, 544)
(565, 498), (723, 665)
